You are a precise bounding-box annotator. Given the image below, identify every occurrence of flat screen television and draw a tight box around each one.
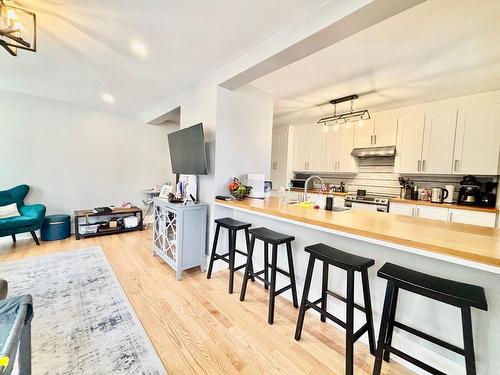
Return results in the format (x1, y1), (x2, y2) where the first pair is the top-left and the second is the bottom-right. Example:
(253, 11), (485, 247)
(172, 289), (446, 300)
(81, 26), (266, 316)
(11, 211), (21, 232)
(167, 123), (208, 175)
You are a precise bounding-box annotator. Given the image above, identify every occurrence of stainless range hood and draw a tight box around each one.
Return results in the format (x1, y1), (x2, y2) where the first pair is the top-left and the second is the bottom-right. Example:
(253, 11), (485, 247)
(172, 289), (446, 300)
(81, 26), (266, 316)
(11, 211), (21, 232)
(351, 146), (396, 158)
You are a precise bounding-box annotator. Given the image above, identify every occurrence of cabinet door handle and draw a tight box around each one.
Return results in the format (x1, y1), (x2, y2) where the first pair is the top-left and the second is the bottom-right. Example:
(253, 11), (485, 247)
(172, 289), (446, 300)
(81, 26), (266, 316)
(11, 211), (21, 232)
(374, 134), (377, 145)
(454, 159), (459, 171)
(336, 161), (339, 171)
(422, 159), (426, 171)
(370, 135), (374, 145)
(417, 160), (421, 172)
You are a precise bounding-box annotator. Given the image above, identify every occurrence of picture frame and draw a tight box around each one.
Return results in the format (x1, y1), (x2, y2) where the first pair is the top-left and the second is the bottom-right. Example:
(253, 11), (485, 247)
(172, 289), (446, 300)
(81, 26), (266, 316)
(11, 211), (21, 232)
(159, 184), (173, 199)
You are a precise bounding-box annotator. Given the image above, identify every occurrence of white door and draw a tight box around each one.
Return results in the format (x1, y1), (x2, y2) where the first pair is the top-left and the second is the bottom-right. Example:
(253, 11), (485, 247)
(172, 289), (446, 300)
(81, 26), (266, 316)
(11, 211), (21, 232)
(415, 206), (449, 221)
(292, 125), (311, 171)
(272, 130), (289, 189)
(398, 113), (426, 173)
(453, 105), (500, 175)
(449, 209), (496, 228)
(338, 125), (356, 173)
(373, 113), (398, 147)
(421, 109), (458, 174)
(270, 134), (279, 184)
(389, 203), (415, 216)
(353, 120), (374, 148)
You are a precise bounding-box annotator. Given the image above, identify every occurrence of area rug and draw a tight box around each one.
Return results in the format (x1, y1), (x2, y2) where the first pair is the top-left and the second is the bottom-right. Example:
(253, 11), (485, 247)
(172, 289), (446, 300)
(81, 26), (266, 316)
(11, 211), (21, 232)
(0, 246), (166, 375)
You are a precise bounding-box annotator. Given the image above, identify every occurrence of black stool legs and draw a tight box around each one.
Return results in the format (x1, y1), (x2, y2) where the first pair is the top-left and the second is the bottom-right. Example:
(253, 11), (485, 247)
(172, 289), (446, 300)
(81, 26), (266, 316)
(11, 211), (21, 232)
(207, 219), (254, 294)
(374, 262), (487, 375)
(240, 229), (298, 325)
(295, 247), (376, 375)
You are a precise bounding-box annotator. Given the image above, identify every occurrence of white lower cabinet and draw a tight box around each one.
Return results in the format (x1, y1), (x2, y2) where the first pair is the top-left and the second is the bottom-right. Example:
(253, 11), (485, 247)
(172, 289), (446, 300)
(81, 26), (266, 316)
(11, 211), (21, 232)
(449, 209), (497, 228)
(389, 202), (497, 227)
(389, 203), (415, 216)
(415, 206), (449, 221)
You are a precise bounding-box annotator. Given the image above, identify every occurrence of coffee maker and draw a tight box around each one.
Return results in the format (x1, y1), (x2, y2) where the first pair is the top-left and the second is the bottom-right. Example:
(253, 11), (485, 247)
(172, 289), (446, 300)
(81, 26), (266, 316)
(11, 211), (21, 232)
(480, 181), (497, 208)
(457, 175), (481, 206)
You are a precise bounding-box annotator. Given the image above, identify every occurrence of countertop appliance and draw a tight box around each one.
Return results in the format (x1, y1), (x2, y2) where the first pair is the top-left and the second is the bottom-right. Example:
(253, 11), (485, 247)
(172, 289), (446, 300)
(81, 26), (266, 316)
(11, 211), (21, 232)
(345, 195), (389, 212)
(290, 172), (310, 189)
(444, 184), (454, 203)
(430, 187), (449, 203)
(247, 174), (265, 199)
(480, 181), (497, 207)
(457, 175), (481, 206)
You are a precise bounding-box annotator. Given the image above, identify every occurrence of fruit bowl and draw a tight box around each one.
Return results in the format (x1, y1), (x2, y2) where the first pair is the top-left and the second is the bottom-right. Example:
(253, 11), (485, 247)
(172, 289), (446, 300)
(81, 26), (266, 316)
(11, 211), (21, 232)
(228, 178), (252, 200)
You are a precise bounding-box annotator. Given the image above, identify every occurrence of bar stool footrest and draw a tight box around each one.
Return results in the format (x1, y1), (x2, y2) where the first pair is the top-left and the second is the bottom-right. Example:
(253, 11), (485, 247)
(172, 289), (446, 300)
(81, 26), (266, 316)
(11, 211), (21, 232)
(388, 346), (447, 375)
(253, 274), (271, 287)
(393, 321), (465, 355)
(353, 323), (368, 342)
(234, 249), (250, 257)
(214, 253), (230, 263)
(275, 284), (292, 296)
(326, 290), (367, 313)
(306, 298), (347, 329)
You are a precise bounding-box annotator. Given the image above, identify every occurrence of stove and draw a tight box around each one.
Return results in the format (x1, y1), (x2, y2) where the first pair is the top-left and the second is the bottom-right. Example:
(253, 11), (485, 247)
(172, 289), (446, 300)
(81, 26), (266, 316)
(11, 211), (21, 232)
(344, 195), (390, 212)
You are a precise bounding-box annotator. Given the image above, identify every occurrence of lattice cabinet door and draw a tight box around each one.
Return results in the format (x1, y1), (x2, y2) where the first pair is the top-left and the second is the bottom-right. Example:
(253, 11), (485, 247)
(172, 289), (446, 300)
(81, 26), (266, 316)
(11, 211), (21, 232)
(163, 207), (178, 265)
(152, 198), (207, 280)
(153, 204), (165, 255)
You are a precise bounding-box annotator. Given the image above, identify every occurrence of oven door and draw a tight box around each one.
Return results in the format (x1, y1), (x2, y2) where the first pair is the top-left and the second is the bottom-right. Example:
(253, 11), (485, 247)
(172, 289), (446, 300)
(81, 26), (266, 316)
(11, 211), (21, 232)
(349, 202), (388, 212)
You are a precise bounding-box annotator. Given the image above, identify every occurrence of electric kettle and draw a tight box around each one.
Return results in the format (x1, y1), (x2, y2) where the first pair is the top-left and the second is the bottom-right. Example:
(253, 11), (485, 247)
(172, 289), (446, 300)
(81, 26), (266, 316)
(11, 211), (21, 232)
(430, 187), (449, 203)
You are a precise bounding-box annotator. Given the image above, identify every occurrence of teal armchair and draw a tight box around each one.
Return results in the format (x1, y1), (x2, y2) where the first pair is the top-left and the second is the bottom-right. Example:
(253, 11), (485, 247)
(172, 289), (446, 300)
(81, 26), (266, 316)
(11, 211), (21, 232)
(0, 185), (46, 245)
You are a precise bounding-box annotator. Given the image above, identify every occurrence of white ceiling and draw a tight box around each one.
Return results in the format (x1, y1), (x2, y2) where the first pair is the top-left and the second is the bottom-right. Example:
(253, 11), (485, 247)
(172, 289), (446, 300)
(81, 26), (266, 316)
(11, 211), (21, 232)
(251, 0), (500, 126)
(0, 0), (329, 116)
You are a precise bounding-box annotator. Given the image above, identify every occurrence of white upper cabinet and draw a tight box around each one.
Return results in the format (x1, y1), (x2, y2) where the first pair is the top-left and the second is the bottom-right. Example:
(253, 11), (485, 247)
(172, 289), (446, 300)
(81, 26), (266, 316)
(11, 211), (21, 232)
(373, 113), (398, 147)
(397, 113), (426, 173)
(337, 125), (356, 172)
(309, 126), (327, 171)
(292, 125), (311, 171)
(421, 109), (458, 174)
(353, 120), (374, 148)
(353, 112), (398, 148)
(325, 125), (355, 173)
(453, 105), (500, 175)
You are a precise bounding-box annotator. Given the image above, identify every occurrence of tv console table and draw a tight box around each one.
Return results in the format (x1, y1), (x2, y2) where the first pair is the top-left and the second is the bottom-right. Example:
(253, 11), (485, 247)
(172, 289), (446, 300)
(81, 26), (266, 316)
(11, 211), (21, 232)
(152, 198), (207, 280)
(74, 206), (143, 240)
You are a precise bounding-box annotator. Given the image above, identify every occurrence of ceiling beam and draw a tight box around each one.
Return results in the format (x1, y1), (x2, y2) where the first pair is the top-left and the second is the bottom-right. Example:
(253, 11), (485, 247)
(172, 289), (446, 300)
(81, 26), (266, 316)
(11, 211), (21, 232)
(219, 0), (426, 90)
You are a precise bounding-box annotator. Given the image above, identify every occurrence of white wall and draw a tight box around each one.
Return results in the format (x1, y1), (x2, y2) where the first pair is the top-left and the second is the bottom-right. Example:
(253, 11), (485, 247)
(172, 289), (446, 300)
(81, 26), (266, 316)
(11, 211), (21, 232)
(214, 85), (274, 195)
(0, 89), (174, 224)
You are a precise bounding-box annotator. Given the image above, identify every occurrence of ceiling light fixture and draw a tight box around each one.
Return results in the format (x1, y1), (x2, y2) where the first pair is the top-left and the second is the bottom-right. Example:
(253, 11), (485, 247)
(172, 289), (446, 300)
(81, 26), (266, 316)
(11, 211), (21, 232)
(0, 0), (36, 56)
(317, 95), (370, 127)
(130, 40), (148, 57)
(101, 93), (115, 103)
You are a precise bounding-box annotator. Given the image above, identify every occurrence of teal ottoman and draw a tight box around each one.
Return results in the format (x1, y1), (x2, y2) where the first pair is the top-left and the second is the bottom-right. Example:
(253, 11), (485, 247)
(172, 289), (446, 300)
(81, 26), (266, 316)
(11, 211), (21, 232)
(41, 215), (71, 241)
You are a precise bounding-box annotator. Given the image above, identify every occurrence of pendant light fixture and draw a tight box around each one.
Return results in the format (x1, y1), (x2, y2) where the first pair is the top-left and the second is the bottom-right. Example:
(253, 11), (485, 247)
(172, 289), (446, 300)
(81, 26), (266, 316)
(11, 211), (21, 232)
(317, 95), (370, 128)
(0, 0), (36, 56)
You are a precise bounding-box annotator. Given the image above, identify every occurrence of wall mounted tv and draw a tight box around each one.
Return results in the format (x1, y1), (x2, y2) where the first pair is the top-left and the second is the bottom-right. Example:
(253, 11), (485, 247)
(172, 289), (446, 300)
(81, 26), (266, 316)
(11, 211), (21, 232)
(167, 123), (208, 175)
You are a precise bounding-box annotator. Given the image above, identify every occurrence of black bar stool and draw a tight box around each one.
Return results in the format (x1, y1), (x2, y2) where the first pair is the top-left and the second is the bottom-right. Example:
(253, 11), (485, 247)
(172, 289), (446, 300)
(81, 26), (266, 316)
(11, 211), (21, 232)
(207, 217), (254, 294)
(295, 243), (376, 375)
(240, 227), (299, 324)
(373, 262), (488, 375)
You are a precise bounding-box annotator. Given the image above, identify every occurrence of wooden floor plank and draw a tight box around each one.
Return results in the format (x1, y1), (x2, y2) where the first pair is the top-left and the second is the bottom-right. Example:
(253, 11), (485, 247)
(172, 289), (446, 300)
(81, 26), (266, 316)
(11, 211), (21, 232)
(0, 231), (415, 375)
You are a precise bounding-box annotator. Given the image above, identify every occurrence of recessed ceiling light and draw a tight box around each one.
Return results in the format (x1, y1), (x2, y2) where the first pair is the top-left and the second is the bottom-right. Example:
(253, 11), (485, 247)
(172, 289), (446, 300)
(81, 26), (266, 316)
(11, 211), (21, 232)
(130, 40), (148, 58)
(101, 93), (115, 103)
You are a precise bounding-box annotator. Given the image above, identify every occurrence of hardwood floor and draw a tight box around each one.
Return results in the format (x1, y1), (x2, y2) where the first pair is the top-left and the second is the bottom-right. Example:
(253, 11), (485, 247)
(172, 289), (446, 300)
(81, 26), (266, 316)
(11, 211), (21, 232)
(0, 231), (414, 374)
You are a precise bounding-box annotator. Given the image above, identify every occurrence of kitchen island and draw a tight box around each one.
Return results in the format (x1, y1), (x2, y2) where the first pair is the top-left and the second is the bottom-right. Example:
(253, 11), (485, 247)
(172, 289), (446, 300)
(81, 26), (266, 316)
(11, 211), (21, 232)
(214, 197), (500, 374)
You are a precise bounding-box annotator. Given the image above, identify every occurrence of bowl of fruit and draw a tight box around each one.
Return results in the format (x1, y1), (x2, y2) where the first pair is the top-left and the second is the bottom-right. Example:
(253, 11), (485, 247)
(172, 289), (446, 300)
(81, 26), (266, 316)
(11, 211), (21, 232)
(228, 177), (252, 200)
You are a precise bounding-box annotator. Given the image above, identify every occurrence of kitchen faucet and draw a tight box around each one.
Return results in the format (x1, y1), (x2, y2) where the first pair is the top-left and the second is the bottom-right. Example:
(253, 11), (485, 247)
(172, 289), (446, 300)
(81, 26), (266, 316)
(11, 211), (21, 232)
(303, 175), (325, 202)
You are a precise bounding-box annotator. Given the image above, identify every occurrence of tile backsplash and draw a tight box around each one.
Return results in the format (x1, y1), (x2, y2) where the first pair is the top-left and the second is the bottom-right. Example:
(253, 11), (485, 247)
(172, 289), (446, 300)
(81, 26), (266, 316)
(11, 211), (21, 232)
(305, 157), (496, 199)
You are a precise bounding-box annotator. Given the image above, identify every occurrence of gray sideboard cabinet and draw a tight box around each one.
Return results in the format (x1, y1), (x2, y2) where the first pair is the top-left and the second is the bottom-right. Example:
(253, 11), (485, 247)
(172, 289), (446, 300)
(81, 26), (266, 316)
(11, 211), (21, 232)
(152, 198), (208, 280)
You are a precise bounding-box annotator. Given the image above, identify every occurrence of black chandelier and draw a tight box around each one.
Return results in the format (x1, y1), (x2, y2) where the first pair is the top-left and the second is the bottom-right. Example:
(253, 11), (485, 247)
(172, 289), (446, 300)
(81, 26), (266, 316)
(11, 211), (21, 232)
(317, 95), (370, 127)
(0, 0), (36, 56)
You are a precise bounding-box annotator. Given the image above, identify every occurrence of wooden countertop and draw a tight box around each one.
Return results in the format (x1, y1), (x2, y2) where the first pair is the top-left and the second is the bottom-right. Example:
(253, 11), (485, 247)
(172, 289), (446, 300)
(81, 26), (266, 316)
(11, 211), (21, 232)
(290, 188), (348, 196)
(216, 197), (500, 269)
(390, 198), (498, 213)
